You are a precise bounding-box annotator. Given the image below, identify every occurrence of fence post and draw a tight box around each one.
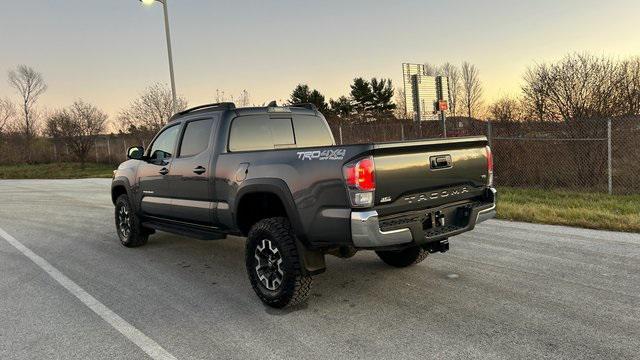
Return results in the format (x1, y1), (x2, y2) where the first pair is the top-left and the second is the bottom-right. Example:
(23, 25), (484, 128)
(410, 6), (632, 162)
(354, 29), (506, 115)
(107, 137), (111, 162)
(487, 120), (492, 148)
(339, 125), (343, 145)
(607, 118), (612, 195)
(95, 139), (99, 163)
(52, 143), (57, 162)
(441, 112), (447, 138)
(401, 123), (405, 141)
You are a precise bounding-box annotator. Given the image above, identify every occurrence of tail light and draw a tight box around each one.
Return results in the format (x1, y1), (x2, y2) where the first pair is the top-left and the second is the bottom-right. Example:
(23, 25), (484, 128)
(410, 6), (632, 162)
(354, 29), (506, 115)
(343, 156), (375, 207)
(486, 146), (494, 186)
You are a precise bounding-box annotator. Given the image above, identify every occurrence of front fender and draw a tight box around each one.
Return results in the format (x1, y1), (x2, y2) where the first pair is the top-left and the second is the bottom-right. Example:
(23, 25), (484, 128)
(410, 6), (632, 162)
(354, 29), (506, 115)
(111, 177), (138, 211)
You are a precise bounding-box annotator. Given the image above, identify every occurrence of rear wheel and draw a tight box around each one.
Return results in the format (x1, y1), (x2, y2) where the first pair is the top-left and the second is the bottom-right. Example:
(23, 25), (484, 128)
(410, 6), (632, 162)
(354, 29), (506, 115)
(375, 246), (428, 268)
(115, 194), (149, 247)
(245, 217), (311, 308)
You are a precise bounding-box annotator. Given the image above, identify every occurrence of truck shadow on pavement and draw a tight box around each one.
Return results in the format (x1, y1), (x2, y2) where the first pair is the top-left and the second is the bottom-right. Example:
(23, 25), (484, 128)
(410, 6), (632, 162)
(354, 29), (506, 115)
(141, 231), (448, 314)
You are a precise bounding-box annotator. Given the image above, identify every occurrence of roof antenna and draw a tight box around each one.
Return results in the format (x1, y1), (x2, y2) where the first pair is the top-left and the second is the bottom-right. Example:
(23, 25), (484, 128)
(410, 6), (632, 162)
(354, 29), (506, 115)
(267, 100), (277, 107)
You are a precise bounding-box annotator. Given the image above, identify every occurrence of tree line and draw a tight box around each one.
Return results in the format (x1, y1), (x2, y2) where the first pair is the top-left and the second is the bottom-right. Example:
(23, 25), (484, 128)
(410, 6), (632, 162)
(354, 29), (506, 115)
(3, 52), (639, 164)
(489, 53), (640, 121)
(286, 77), (396, 122)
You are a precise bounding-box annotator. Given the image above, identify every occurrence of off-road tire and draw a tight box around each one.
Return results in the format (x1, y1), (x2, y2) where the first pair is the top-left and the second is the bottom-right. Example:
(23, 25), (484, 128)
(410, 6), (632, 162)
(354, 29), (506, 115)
(245, 217), (312, 308)
(115, 194), (149, 248)
(375, 246), (429, 268)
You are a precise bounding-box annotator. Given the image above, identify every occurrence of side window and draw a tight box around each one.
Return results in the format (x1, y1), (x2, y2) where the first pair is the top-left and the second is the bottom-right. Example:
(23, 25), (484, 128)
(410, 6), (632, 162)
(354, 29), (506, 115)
(292, 115), (334, 147)
(228, 115), (295, 151)
(149, 125), (180, 161)
(179, 119), (214, 157)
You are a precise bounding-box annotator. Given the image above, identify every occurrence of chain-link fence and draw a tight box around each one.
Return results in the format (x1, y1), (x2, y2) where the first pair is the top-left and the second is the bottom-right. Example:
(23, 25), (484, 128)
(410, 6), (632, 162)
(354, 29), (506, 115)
(329, 116), (640, 195)
(0, 134), (151, 166)
(1, 116), (638, 194)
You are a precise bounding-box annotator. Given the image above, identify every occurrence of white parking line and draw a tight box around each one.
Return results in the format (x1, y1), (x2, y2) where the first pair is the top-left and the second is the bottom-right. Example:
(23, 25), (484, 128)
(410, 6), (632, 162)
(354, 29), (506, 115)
(0, 226), (178, 360)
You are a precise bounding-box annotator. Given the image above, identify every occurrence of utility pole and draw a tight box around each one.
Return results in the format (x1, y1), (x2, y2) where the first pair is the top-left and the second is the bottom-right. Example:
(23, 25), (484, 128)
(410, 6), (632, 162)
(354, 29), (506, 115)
(140, 0), (177, 112)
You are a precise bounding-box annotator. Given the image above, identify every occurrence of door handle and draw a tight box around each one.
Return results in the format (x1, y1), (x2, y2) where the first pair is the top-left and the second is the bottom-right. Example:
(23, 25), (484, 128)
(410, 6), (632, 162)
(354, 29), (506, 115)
(159, 167), (169, 175)
(193, 166), (206, 175)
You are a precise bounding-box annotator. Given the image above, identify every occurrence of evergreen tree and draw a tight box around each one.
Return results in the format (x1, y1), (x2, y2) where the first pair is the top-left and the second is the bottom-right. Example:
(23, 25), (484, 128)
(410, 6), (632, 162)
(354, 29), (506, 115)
(329, 96), (353, 117)
(289, 84), (311, 104)
(289, 84), (328, 111)
(350, 78), (374, 111)
(308, 89), (328, 112)
(370, 78), (396, 111)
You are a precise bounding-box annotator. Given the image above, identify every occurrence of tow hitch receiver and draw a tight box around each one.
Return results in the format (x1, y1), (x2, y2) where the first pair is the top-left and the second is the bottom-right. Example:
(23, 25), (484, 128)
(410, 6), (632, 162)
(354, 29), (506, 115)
(425, 239), (449, 253)
(422, 210), (446, 230)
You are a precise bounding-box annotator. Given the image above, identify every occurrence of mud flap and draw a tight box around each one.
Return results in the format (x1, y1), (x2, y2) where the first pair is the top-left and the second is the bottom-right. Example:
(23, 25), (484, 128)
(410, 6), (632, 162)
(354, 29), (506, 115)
(295, 239), (326, 275)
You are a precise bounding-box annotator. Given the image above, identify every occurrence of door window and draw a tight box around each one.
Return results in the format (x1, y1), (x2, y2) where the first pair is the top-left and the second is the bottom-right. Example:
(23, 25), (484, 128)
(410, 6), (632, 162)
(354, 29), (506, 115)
(179, 119), (214, 157)
(149, 125), (180, 161)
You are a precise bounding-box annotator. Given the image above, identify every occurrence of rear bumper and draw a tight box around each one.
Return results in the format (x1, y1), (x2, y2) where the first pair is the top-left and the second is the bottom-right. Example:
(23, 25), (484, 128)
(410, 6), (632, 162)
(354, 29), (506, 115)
(475, 203), (496, 224)
(351, 188), (496, 248)
(351, 211), (414, 247)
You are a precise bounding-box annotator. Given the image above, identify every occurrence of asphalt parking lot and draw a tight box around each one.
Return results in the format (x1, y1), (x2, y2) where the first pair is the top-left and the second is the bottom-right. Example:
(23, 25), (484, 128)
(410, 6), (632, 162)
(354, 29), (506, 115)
(0, 179), (639, 360)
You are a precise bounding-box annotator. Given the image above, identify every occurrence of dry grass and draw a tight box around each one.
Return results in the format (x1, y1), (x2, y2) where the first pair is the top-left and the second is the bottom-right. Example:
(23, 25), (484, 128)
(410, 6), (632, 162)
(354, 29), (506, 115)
(497, 187), (640, 232)
(0, 163), (115, 179)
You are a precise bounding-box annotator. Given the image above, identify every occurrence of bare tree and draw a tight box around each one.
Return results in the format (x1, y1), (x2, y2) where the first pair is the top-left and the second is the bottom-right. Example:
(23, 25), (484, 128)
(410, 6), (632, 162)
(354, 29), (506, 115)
(46, 100), (108, 166)
(7, 65), (47, 159)
(616, 57), (640, 116)
(0, 97), (16, 136)
(524, 53), (624, 121)
(460, 61), (483, 118)
(215, 89), (226, 103)
(118, 83), (188, 142)
(441, 63), (461, 116)
(521, 65), (551, 120)
(237, 89), (251, 107)
(423, 63), (440, 76)
(393, 88), (407, 119)
(215, 89), (252, 107)
(488, 96), (523, 121)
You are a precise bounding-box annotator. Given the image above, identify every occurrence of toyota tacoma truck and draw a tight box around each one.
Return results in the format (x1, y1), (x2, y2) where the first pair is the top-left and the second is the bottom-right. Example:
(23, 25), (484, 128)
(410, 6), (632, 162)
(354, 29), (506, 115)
(111, 102), (496, 308)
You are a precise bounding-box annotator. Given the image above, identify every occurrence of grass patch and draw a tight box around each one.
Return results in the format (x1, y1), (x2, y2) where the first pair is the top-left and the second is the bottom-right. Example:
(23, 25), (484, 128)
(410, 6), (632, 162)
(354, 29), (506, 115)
(0, 162), (115, 179)
(497, 187), (640, 232)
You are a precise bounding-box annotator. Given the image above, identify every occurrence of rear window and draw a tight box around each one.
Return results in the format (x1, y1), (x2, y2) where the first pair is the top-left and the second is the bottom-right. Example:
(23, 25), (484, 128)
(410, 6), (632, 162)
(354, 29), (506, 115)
(292, 115), (334, 147)
(229, 115), (295, 152)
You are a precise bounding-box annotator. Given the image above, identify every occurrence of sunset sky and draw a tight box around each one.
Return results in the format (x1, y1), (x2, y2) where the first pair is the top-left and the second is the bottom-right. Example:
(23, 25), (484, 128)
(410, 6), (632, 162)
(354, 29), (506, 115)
(1, 0), (638, 119)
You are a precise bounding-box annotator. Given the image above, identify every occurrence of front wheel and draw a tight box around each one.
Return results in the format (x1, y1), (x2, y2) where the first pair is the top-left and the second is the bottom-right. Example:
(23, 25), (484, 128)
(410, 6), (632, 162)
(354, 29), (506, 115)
(115, 194), (149, 247)
(245, 217), (311, 308)
(375, 246), (428, 268)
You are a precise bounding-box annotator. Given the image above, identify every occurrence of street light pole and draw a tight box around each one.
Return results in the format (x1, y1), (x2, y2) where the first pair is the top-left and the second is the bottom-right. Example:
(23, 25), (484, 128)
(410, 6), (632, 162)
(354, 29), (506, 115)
(140, 0), (177, 112)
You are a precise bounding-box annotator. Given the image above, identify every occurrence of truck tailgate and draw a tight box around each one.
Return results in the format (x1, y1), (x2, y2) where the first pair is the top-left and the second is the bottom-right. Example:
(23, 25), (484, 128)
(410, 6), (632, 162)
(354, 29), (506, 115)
(370, 136), (489, 213)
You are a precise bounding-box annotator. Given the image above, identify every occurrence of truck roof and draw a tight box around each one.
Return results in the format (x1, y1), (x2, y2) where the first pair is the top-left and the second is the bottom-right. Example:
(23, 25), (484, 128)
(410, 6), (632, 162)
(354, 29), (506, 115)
(169, 102), (319, 122)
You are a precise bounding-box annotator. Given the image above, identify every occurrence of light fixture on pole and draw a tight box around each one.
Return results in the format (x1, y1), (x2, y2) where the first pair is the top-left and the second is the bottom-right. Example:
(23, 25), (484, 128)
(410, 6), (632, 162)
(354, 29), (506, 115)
(139, 0), (177, 113)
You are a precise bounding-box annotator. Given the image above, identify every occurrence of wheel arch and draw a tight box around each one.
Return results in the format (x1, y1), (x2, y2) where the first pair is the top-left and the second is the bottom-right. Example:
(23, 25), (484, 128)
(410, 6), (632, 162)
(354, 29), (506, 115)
(111, 178), (132, 205)
(233, 179), (306, 242)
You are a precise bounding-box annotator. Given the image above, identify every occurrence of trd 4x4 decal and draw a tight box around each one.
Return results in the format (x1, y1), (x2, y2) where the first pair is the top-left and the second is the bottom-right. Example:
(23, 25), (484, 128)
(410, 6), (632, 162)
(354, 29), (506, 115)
(297, 149), (346, 161)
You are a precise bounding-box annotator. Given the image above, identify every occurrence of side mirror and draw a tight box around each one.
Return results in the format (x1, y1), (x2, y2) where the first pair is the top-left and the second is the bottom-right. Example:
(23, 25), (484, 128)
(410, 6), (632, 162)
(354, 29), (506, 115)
(127, 146), (145, 160)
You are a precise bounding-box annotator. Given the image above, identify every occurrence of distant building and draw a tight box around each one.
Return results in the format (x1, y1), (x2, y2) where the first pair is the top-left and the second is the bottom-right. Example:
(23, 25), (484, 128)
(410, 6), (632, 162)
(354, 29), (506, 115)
(402, 63), (449, 122)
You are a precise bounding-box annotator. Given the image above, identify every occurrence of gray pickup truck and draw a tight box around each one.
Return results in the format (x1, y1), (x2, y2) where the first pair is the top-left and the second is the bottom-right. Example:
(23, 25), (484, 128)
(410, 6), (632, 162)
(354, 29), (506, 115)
(111, 102), (496, 307)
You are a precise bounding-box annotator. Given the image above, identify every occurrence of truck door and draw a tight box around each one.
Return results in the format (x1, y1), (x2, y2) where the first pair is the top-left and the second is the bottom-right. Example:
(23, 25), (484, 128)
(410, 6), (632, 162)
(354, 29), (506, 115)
(138, 123), (181, 217)
(166, 117), (217, 225)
